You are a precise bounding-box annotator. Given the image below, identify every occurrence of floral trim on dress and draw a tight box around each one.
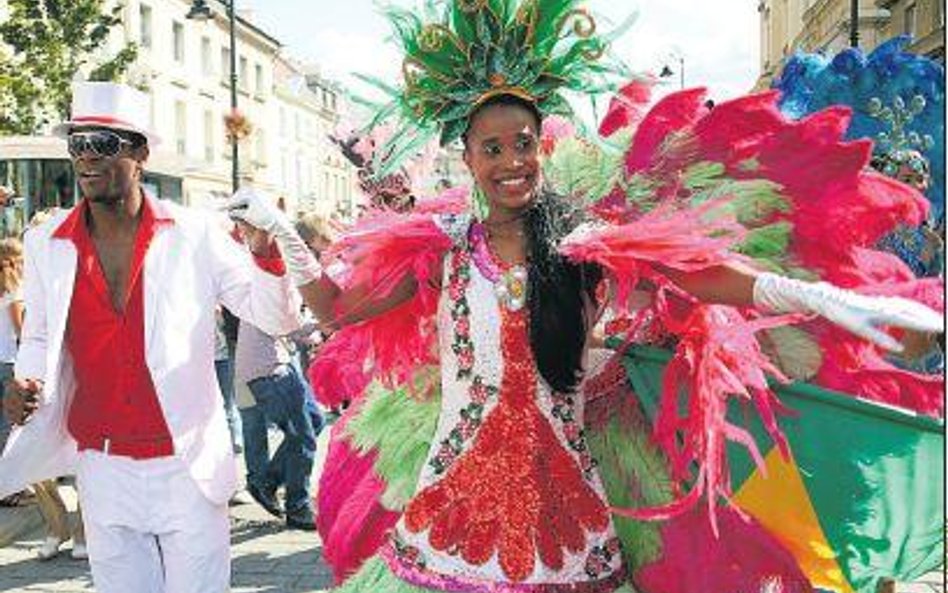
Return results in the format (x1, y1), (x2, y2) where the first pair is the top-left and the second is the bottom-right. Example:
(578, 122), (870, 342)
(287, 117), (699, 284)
(383, 544), (629, 593)
(392, 532), (428, 571)
(550, 391), (598, 481)
(430, 246), (500, 476)
(583, 538), (623, 579)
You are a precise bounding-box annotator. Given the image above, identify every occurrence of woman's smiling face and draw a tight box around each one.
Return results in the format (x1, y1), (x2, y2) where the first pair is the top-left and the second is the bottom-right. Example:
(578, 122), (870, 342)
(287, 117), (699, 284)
(463, 100), (541, 219)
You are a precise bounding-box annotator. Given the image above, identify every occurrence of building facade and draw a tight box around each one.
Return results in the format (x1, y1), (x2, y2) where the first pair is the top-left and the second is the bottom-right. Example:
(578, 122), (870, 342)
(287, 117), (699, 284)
(876, 0), (945, 60)
(268, 58), (360, 219)
(0, 0), (358, 222)
(111, 0), (358, 216)
(757, 0), (945, 87)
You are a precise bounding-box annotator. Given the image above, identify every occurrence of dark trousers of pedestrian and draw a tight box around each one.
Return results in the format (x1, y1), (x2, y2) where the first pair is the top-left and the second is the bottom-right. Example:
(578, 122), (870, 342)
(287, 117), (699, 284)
(244, 364), (319, 515)
(214, 357), (243, 452)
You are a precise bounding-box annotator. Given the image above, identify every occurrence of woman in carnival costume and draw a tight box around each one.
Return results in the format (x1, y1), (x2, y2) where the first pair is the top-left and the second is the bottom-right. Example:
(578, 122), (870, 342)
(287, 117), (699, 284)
(227, 2), (944, 592)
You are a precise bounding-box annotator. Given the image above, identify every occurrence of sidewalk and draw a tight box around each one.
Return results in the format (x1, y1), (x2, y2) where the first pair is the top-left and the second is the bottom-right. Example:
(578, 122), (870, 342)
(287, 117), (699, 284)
(0, 429), (335, 593)
(0, 495), (334, 592)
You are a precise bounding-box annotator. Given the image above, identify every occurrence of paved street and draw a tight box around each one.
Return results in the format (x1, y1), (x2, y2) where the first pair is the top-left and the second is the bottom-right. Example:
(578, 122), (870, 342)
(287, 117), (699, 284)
(0, 498), (334, 593)
(0, 430), (335, 593)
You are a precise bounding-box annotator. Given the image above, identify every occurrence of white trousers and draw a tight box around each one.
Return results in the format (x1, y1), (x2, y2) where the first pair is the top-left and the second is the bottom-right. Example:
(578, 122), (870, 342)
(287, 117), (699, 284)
(76, 451), (231, 593)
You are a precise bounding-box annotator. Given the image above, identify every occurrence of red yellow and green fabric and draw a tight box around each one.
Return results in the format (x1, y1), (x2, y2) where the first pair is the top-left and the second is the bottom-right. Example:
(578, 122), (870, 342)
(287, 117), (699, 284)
(621, 345), (945, 593)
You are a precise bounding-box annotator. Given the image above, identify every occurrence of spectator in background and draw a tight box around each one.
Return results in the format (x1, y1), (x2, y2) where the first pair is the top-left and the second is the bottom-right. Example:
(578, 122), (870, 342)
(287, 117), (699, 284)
(0, 225), (87, 560)
(292, 213), (338, 373)
(295, 212), (336, 258)
(0, 237), (23, 450)
(233, 219), (321, 531)
(214, 308), (242, 453)
(0, 235), (24, 502)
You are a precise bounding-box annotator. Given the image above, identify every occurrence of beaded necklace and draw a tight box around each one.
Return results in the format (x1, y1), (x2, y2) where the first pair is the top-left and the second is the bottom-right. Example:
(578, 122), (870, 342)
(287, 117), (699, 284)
(469, 221), (528, 311)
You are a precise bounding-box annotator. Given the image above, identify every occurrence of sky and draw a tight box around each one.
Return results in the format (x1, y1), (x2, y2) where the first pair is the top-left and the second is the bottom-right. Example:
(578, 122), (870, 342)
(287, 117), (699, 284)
(240, 0), (761, 120)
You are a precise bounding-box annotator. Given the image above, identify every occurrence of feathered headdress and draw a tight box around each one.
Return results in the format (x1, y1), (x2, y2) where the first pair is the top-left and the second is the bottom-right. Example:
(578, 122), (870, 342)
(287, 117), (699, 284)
(355, 0), (631, 176)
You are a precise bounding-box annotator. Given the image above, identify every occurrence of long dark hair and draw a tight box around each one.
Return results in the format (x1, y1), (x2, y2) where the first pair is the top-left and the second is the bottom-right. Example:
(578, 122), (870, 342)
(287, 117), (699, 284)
(524, 193), (601, 393)
(465, 94), (602, 393)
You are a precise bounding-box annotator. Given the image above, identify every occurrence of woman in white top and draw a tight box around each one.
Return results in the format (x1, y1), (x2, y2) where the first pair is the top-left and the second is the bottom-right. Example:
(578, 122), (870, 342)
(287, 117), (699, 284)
(2, 219), (86, 560)
(0, 237), (24, 476)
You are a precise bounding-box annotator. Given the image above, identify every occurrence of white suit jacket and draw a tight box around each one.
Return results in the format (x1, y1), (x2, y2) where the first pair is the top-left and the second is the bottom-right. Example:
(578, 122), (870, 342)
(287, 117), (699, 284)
(0, 197), (302, 505)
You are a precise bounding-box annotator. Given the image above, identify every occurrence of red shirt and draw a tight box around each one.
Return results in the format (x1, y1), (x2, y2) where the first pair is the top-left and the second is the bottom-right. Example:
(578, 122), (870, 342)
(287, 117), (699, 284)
(55, 197), (175, 458)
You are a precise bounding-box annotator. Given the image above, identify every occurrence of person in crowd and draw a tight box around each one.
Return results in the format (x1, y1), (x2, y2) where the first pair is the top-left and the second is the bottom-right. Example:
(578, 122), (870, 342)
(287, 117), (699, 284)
(0, 81), (304, 593)
(233, 219), (320, 531)
(0, 224), (87, 561)
(292, 212), (337, 373)
(214, 307), (242, 453)
(0, 237), (24, 461)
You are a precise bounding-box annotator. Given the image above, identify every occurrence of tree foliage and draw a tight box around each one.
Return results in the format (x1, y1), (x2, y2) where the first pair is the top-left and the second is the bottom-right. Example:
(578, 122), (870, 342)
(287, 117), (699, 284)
(0, 0), (138, 135)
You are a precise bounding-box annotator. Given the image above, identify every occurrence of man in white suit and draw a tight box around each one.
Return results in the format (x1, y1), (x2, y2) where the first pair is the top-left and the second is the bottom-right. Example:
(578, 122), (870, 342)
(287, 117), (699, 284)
(0, 82), (315, 593)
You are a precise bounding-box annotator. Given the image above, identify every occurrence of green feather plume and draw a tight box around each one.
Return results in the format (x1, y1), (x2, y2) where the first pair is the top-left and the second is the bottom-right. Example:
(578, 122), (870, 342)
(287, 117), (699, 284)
(586, 396), (674, 572)
(362, 0), (629, 177)
(344, 369), (442, 510)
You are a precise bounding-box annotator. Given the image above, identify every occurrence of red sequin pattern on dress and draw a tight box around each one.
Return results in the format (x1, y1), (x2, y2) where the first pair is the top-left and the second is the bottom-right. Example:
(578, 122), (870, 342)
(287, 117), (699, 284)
(404, 306), (609, 582)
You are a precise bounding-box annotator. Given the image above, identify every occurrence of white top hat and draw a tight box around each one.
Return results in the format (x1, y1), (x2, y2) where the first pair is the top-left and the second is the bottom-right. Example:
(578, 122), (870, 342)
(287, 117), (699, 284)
(52, 81), (162, 146)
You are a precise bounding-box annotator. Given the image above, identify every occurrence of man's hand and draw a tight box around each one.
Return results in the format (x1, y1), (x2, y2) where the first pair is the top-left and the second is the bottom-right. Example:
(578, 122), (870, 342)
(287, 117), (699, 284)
(226, 187), (323, 287)
(2, 378), (43, 425)
(226, 187), (288, 236)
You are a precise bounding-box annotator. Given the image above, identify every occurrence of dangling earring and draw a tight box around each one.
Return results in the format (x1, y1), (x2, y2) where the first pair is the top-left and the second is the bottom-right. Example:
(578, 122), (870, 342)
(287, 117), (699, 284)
(472, 185), (490, 221)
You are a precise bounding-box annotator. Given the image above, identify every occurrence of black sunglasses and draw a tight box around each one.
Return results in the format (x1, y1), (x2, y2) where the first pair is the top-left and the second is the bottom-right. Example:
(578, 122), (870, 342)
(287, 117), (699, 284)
(67, 130), (137, 159)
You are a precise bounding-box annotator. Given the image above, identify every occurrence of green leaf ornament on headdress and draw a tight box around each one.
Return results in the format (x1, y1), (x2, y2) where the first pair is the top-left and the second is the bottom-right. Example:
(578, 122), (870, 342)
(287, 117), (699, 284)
(363, 0), (631, 177)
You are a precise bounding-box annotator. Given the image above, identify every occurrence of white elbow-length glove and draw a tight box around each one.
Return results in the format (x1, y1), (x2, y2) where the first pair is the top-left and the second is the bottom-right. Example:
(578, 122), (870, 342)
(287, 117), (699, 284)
(753, 272), (943, 352)
(226, 187), (322, 286)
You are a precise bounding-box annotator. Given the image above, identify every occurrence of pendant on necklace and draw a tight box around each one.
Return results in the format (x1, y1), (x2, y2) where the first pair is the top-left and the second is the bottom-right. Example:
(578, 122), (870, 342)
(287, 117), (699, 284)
(494, 265), (527, 311)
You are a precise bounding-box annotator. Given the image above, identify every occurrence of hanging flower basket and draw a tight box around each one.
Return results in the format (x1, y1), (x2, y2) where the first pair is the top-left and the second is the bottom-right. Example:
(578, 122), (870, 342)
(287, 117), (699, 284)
(224, 109), (253, 143)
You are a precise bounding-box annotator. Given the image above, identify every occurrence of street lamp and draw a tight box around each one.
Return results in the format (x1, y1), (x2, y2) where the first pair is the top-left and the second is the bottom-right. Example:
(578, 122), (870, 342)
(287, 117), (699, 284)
(187, 0), (239, 194)
(849, 0), (859, 48)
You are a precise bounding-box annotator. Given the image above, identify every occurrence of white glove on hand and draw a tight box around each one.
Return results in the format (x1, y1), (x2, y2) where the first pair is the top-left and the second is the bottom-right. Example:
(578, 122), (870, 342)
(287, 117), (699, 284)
(226, 187), (322, 287)
(753, 272), (943, 352)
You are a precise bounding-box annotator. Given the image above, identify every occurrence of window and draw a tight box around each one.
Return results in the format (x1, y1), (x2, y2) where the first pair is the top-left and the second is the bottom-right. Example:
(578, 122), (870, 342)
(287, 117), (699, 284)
(172, 22), (184, 63)
(220, 48), (231, 85)
(294, 114), (301, 141)
(239, 56), (248, 90)
(295, 155), (303, 195)
(904, 3), (917, 37)
(256, 131), (266, 163)
(279, 107), (286, 136)
(201, 37), (212, 77)
(254, 64), (264, 95)
(139, 4), (153, 49)
(175, 101), (187, 156)
(203, 110), (214, 163)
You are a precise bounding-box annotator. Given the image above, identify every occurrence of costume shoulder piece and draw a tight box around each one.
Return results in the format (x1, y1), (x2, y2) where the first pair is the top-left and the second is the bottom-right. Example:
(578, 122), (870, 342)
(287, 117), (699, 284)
(550, 79), (944, 523)
(774, 36), (945, 222)
(432, 210), (472, 245)
(307, 190), (469, 409)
